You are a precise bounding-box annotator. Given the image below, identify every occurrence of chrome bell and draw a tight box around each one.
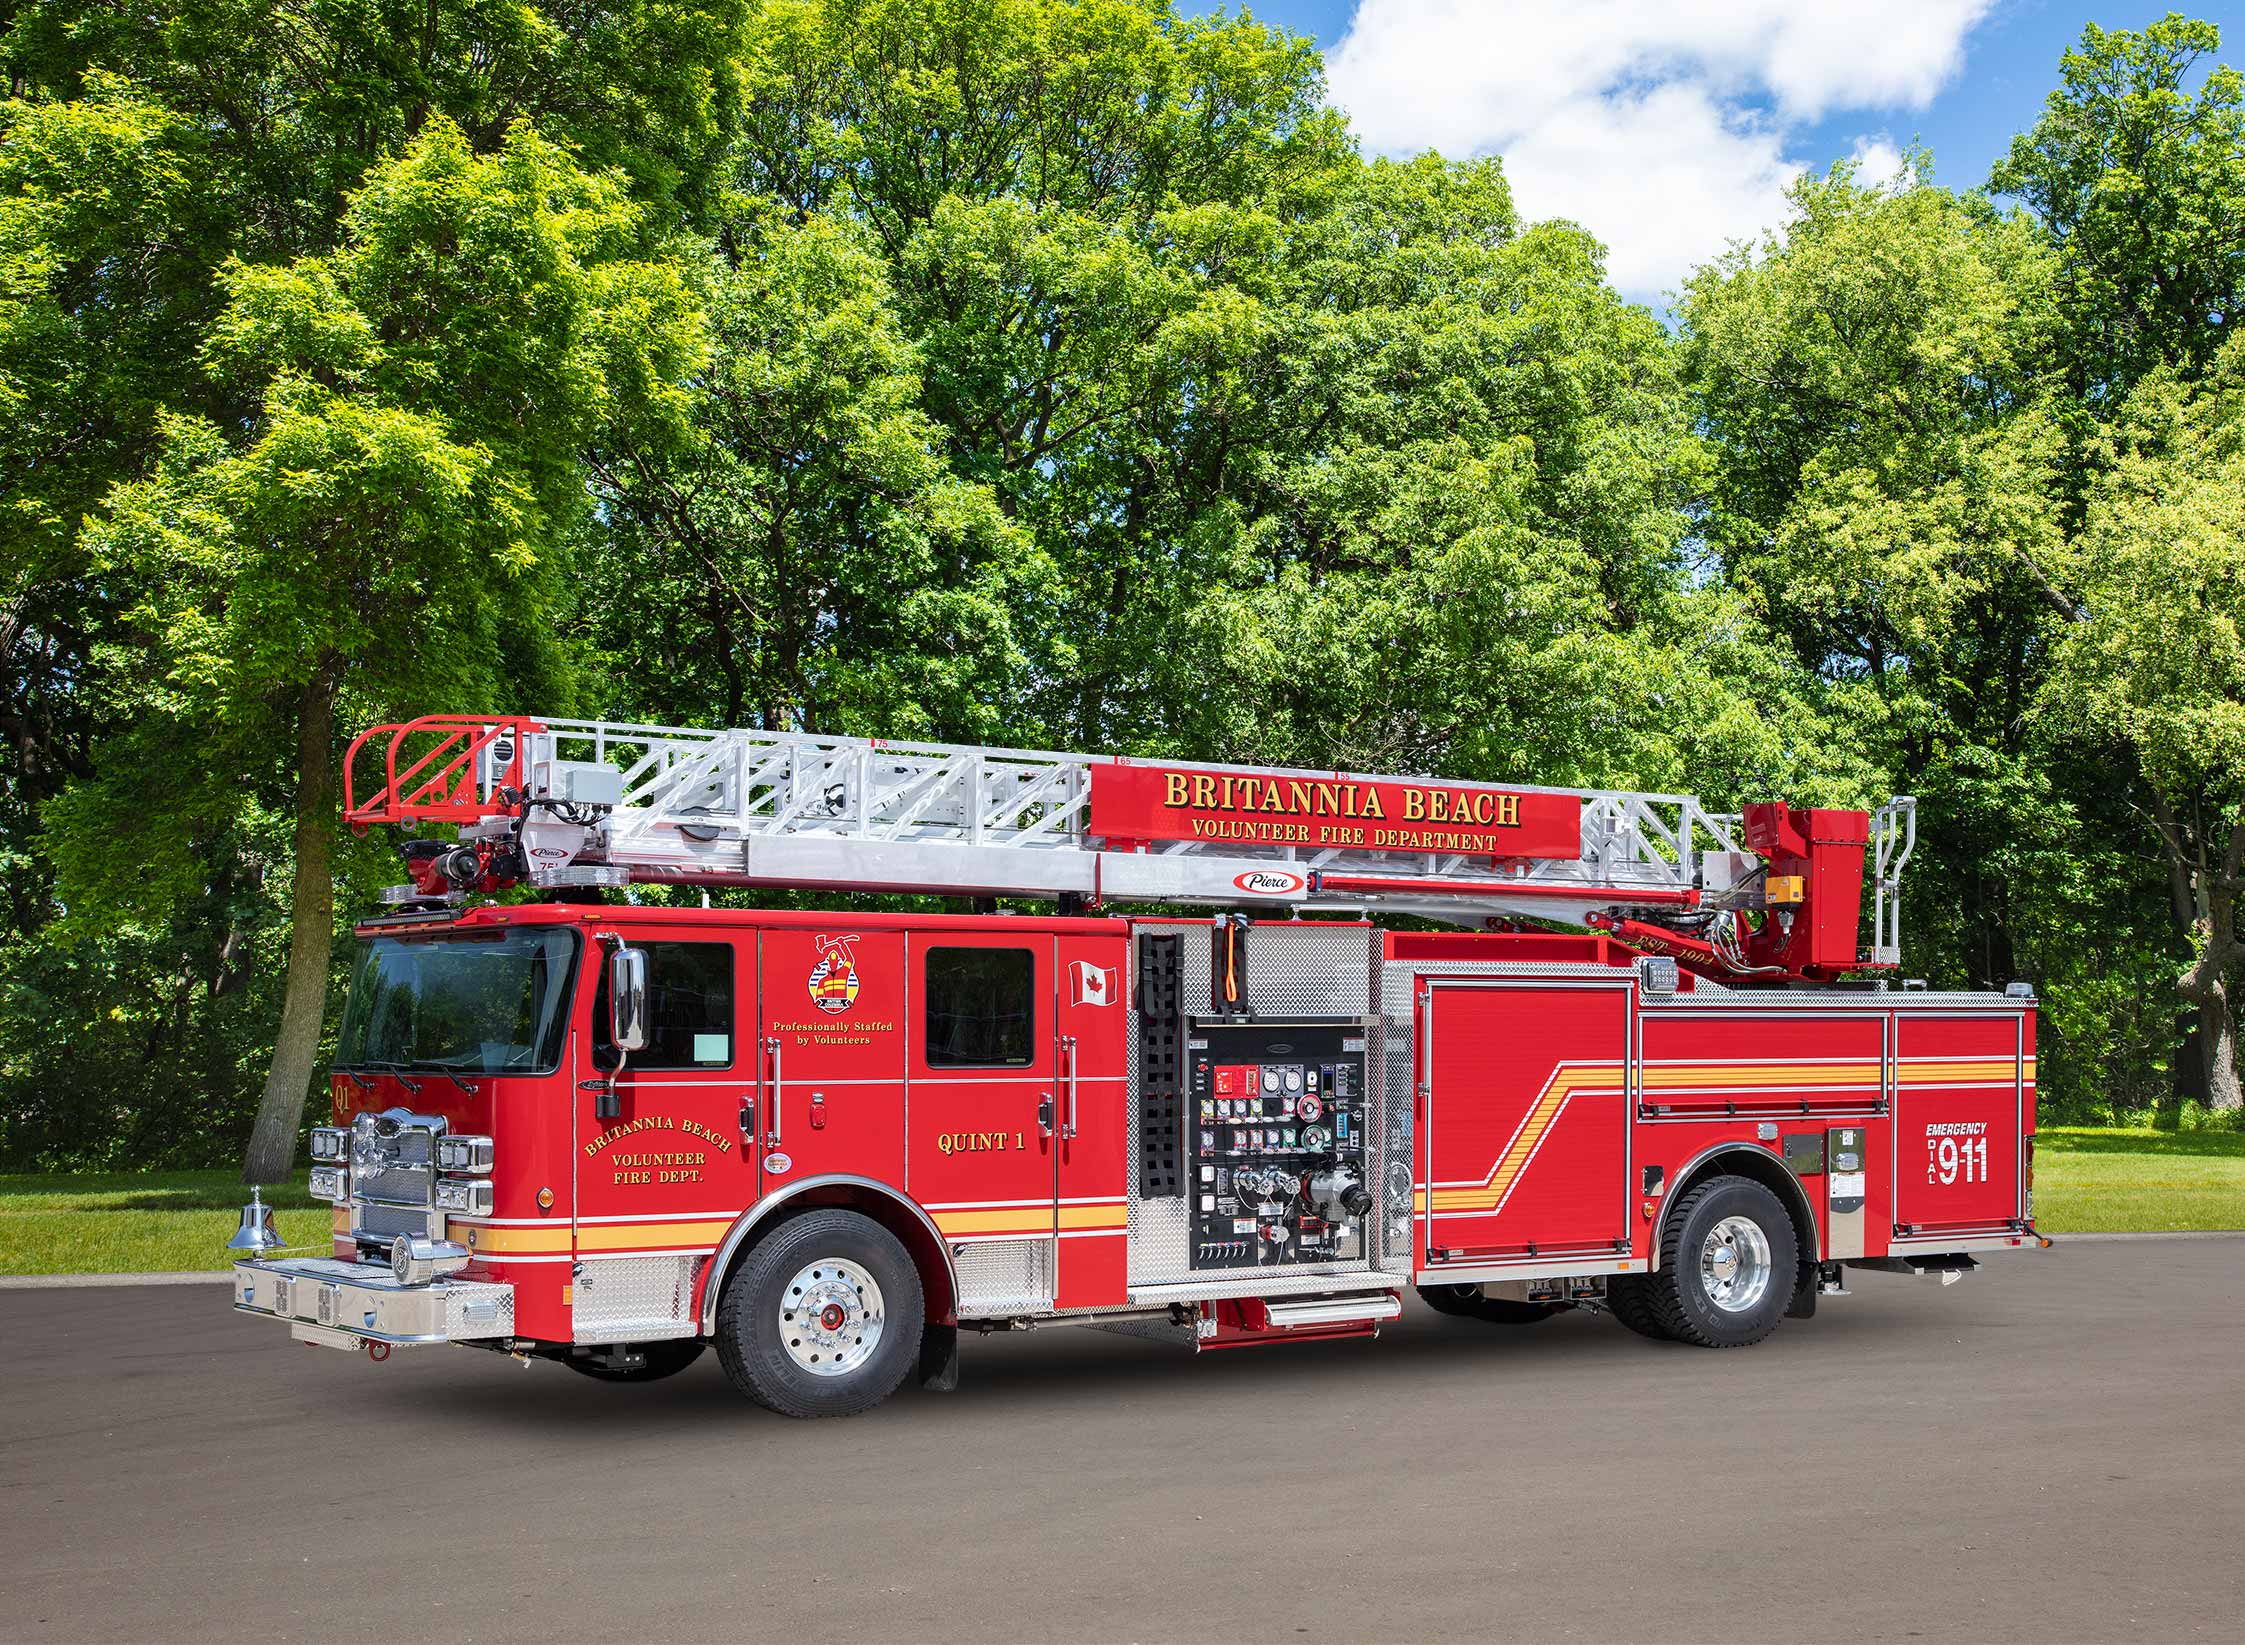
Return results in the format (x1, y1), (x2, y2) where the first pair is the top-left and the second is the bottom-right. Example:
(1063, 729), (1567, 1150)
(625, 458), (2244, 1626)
(226, 1187), (285, 1256)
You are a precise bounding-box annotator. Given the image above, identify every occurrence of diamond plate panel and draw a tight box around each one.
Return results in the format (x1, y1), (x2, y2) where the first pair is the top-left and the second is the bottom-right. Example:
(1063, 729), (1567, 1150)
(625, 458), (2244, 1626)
(954, 1238), (1053, 1316)
(571, 1254), (698, 1343)
(1244, 923), (1374, 1016)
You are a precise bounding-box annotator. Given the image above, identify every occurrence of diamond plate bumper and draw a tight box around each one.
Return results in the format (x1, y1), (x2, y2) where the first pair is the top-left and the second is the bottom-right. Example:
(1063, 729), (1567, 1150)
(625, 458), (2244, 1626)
(232, 1256), (514, 1348)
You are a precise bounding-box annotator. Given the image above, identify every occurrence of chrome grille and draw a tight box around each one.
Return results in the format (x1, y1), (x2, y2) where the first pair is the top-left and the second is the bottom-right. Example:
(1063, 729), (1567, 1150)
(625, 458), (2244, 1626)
(347, 1108), (447, 1245)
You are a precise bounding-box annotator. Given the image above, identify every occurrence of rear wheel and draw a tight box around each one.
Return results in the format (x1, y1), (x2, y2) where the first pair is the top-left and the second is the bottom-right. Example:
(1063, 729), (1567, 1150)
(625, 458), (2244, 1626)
(1414, 1283), (1564, 1325)
(1644, 1176), (1798, 1348)
(715, 1209), (924, 1418)
(563, 1339), (706, 1382)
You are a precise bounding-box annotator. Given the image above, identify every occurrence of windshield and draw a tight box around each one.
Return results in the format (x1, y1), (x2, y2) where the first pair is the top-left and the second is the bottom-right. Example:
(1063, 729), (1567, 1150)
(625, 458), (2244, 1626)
(336, 928), (579, 1075)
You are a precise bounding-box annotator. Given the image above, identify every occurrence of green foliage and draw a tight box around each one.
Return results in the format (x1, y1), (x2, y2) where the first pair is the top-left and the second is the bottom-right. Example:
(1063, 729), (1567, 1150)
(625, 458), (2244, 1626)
(1992, 14), (2245, 399)
(7, 0), (2245, 1164)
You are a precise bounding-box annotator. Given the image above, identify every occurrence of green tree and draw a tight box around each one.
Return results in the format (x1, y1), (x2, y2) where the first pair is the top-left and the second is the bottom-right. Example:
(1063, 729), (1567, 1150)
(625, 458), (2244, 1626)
(2051, 335), (2245, 1110)
(51, 119), (699, 1179)
(1992, 14), (2245, 402)
(1677, 160), (2188, 1113)
(583, 210), (1043, 738)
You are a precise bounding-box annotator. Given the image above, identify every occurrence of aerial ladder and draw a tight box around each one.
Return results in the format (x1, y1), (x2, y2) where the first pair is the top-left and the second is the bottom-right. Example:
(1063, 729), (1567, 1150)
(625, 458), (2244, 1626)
(342, 715), (1916, 983)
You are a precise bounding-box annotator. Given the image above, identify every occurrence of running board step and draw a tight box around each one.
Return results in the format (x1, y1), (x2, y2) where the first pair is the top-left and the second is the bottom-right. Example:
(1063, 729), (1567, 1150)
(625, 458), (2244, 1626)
(1263, 1294), (1405, 1329)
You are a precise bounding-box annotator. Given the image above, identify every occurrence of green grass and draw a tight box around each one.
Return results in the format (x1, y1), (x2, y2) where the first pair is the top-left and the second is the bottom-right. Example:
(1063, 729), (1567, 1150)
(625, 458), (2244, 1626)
(0, 1130), (2239, 1274)
(2033, 1126), (2245, 1233)
(0, 1170), (332, 1276)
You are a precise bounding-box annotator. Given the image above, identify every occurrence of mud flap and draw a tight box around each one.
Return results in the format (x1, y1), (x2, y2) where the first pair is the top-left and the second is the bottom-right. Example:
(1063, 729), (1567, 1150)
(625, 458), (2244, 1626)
(917, 1323), (959, 1392)
(1784, 1260), (1818, 1319)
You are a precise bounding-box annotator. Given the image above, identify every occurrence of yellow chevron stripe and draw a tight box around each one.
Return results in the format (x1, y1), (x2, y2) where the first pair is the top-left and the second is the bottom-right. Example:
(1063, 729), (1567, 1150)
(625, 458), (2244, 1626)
(1428, 1064), (1622, 1213)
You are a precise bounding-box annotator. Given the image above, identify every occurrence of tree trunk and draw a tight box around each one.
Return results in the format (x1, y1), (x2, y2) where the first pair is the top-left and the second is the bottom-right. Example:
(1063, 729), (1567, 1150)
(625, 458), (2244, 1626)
(2166, 809), (2245, 1115)
(2199, 985), (2243, 1112)
(241, 662), (342, 1183)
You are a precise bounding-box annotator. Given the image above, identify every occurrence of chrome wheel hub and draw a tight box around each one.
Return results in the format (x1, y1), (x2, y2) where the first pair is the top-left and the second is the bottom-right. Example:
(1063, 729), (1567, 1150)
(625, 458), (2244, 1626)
(778, 1258), (884, 1377)
(1699, 1215), (1773, 1314)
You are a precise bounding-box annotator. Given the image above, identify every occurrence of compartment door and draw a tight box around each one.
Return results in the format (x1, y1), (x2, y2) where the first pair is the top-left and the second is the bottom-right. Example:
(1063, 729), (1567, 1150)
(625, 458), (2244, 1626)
(1053, 932), (1131, 1308)
(1421, 981), (1632, 1267)
(1893, 1013), (2026, 1235)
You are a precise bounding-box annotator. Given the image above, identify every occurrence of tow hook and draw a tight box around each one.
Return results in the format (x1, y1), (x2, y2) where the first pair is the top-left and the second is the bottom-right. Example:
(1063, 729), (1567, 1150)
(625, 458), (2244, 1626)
(365, 1340), (392, 1363)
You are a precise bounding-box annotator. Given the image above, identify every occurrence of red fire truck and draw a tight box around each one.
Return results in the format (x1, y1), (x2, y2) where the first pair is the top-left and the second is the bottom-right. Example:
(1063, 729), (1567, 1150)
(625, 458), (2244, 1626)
(228, 716), (2042, 1416)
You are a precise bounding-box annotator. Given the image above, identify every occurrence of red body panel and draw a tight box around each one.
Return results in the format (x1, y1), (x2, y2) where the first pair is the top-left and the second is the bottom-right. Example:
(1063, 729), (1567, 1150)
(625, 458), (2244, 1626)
(1638, 1008), (1884, 1119)
(1419, 981), (1633, 1264)
(1053, 930), (1131, 1308)
(1893, 1013), (2027, 1235)
(325, 908), (2034, 1351)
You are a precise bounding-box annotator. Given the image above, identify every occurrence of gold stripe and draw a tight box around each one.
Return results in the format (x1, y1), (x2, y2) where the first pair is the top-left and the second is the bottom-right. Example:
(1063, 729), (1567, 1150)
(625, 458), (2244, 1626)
(578, 1219), (735, 1251)
(455, 1222), (572, 1253)
(930, 1203), (1127, 1236)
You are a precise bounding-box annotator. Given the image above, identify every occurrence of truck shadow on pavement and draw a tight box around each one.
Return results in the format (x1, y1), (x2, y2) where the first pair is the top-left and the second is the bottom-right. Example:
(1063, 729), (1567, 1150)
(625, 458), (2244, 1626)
(358, 1301), (1909, 1433)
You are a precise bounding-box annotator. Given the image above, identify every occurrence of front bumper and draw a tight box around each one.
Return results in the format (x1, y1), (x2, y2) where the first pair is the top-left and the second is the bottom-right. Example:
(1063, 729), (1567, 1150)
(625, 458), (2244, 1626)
(233, 1256), (514, 1350)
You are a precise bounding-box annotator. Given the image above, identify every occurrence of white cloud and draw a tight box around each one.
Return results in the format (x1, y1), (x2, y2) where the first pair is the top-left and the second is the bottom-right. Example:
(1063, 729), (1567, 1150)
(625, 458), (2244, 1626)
(1849, 136), (1909, 191)
(1325, 0), (1994, 301)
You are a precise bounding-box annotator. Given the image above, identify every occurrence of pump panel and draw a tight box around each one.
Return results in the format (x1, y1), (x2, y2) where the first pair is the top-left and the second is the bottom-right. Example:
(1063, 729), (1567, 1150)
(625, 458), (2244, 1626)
(1184, 1019), (1372, 1269)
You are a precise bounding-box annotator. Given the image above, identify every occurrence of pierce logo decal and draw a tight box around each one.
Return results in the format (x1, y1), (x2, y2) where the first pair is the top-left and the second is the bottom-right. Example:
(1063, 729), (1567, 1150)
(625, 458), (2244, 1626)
(1232, 869), (1307, 895)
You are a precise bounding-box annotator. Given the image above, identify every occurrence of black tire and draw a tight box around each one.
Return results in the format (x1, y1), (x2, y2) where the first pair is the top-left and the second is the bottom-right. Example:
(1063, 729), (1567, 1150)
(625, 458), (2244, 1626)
(1645, 1175), (1799, 1348)
(563, 1339), (707, 1382)
(715, 1209), (924, 1418)
(1416, 1283), (1489, 1319)
(1601, 1275), (1674, 1341)
(1414, 1283), (1564, 1325)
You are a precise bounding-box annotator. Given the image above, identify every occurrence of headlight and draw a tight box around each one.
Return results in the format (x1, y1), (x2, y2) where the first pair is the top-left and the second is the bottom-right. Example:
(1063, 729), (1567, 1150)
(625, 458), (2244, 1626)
(435, 1134), (495, 1174)
(309, 1127), (349, 1161)
(434, 1178), (494, 1215)
(308, 1165), (349, 1203)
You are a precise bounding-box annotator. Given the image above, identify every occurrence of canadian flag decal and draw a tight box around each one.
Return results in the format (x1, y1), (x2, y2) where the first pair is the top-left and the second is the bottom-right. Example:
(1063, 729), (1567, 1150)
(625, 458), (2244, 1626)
(1069, 960), (1118, 1007)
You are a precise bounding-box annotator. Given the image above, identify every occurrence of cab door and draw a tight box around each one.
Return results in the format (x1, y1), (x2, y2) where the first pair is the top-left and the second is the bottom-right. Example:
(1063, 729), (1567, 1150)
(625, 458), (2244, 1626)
(754, 927), (907, 1194)
(575, 931), (759, 1261)
(907, 932), (1059, 1311)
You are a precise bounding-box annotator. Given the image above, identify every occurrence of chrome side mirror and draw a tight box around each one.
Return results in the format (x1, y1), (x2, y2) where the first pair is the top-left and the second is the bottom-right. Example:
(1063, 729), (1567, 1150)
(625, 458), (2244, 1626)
(608, 946), (649, 1054)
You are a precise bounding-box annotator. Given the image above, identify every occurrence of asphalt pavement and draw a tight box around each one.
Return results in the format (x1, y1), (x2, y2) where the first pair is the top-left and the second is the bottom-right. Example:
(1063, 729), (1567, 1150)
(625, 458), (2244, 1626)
(2, 1236), (2240, 1643)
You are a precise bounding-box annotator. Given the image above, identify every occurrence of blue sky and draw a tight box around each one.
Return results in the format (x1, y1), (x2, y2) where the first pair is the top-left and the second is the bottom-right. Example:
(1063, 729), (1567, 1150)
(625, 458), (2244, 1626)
(1180, 2), (2241, 306)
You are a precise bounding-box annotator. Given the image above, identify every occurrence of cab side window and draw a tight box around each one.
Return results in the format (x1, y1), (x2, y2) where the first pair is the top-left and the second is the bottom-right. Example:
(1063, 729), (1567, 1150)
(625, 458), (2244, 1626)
(924, 947), (1036, 1067)
(594, 941), (734, 1069)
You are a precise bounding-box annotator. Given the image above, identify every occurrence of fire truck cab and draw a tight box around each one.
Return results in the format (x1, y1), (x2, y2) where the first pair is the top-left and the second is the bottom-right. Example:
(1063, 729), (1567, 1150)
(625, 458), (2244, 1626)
(230, 718), (2040, 1416)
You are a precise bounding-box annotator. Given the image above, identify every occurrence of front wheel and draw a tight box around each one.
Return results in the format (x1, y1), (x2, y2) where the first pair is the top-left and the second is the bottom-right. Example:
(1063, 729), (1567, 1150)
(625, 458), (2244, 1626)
(1644, 1176), (1799, 1348)
(714, 1209), (924, 1417)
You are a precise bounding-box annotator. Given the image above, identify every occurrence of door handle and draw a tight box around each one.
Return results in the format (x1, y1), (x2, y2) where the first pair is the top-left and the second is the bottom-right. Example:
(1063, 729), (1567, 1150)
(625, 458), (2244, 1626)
(763, 1037), (783, 1146)
(1061, 1035), (1079, 1140)
(738, 1098), (755, 1143)
(1036, 1094), (1055, 1138)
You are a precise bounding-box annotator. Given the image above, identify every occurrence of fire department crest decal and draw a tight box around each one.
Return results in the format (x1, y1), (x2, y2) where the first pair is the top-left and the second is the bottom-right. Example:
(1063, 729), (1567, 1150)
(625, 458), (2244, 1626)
(807, 934), (861, 1014)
